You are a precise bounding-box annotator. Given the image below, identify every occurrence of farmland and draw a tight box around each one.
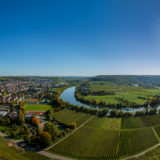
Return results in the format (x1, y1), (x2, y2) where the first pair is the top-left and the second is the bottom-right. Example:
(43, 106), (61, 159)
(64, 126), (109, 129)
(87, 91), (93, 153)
(79, 81), (160, 105)
(53, 108), (92, 126)
(121, 114), (160, 129)
(25, 104), (53, 111)
(118, 128), (158, 157)
(129, 145), (160, 160)
(49, 127), (119, 159)
(84, 116), (121, 130)
(47, 109), (160, 159)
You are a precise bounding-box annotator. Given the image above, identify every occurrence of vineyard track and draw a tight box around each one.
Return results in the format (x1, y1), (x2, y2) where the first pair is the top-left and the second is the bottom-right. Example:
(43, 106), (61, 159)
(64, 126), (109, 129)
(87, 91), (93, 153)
(121, 143), (160, 160)
(38, 151), (75, 160)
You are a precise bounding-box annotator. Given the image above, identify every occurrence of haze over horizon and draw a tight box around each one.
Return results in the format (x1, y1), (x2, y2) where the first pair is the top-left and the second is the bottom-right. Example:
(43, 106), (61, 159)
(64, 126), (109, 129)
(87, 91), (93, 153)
(1, 0), (160, 76)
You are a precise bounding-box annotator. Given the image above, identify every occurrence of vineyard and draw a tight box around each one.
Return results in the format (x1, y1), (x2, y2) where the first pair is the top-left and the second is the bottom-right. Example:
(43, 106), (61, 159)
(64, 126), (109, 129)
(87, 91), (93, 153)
(121, 114), (160, 129)
(154, 126), (160, 138)
(53, 108), (92, 126)
(84, 116), (121, 130)
(118, 128), (158, 157)
(49, 127), (119, 159)
(129, 145), (160, 160)
(48, 112), (160, 159)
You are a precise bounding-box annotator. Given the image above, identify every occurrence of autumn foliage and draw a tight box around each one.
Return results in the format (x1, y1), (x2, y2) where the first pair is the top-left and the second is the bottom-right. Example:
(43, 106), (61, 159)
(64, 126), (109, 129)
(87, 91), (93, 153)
(40, 131), (52, 147)
(32, 117), (40, 126)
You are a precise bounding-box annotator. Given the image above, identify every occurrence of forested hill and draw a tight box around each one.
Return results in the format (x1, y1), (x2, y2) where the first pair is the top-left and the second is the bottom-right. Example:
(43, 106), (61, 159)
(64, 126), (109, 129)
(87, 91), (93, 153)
(90, 75), (160, 86)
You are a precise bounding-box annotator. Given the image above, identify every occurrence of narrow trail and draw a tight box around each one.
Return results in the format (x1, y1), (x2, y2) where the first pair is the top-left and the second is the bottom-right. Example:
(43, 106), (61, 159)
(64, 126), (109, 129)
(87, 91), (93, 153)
(39, 151), (74, 160)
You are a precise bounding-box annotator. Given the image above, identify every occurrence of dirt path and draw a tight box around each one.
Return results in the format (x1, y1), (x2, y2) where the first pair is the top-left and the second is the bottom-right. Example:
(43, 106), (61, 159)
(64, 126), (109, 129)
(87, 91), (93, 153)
(121, 143), (160, 160)
(45, 116), (94, 151)
(39, 151), (74, 160)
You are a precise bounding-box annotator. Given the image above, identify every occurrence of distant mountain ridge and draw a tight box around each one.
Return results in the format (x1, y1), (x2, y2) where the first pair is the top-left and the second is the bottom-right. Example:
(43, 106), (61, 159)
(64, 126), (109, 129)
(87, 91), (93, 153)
(90, 75), (160, 86)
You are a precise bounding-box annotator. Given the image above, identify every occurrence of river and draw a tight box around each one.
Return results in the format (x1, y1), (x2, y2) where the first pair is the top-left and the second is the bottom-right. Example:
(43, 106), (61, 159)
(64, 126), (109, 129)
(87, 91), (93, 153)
(60, 86), (159, 113)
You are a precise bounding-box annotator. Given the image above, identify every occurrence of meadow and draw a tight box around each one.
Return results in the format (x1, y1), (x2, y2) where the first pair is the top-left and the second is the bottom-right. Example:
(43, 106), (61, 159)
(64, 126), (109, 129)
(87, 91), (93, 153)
(81, 81), (160, 105)
(25, 104), (53, 111)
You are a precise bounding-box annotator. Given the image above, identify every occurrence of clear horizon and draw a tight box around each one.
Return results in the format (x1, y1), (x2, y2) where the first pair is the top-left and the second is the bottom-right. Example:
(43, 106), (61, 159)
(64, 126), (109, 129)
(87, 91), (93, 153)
(1, 0), (160, 76)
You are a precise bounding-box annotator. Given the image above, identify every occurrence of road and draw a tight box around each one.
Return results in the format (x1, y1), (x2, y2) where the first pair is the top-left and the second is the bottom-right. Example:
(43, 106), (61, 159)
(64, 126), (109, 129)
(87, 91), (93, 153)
(39, 151), (75, 160)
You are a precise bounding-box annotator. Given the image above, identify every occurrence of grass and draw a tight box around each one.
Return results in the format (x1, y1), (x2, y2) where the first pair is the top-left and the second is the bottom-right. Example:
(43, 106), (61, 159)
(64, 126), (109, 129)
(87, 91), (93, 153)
(0, 125), (6, 131)
(49, 127), (119, 159)
(53, 108), (92, 126)
(25, 104), (53, 111)
(118, 128), (158, 157)
(0, 136), (51, 160)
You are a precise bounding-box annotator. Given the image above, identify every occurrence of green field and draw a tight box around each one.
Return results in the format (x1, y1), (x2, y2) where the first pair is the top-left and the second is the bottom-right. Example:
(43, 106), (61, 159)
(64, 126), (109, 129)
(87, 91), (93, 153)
(48, 109), (160, 159)
(25, 104), (53, 111)
(49, 127), (119, 159)
(53, 109), (92, 126)
(129, 145), (160, 160)
(121, 114), (160, 129)
(118, 128), (158, 157)
(84, 116), (121, 130)
(80, 81), (160, 105)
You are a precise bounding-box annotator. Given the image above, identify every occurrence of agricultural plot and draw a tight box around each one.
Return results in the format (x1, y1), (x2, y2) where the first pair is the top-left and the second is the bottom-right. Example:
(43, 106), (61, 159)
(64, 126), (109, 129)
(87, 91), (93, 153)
(154, 125), (160, 138)
(129, 145), (160, 160)
(53, 109), (92, 126)
(49, 127), (119, 159)
(121, 117), (145, 129)
(121, 114), (160, 129)
(84, 116), (121, 130)
(82, 81), (160, 105)
(25, 104), (53, 111)
(118, 128), (158, 157)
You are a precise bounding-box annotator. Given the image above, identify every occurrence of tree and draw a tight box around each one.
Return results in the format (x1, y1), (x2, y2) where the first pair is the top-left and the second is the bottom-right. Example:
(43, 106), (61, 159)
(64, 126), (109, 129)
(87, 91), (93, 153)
(19, 111), (25, 124)
(32, 117), (40, 126)
(70, 122), (77, 129)
(39, 132), (52, 147)
(46, 109), (54, 120)
(36, 126), (42, 136)
(24, 125), (30, 136)
(43, 121), (59, 140)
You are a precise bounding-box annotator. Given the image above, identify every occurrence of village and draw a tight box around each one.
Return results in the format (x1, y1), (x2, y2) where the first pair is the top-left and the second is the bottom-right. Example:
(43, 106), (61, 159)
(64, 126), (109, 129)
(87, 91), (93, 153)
(0, 77), (72, 150)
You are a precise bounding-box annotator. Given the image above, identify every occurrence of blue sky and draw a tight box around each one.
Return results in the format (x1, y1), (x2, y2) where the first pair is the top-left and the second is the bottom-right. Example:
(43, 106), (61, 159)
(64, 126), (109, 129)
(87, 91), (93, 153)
(0, 0), (160, 76)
